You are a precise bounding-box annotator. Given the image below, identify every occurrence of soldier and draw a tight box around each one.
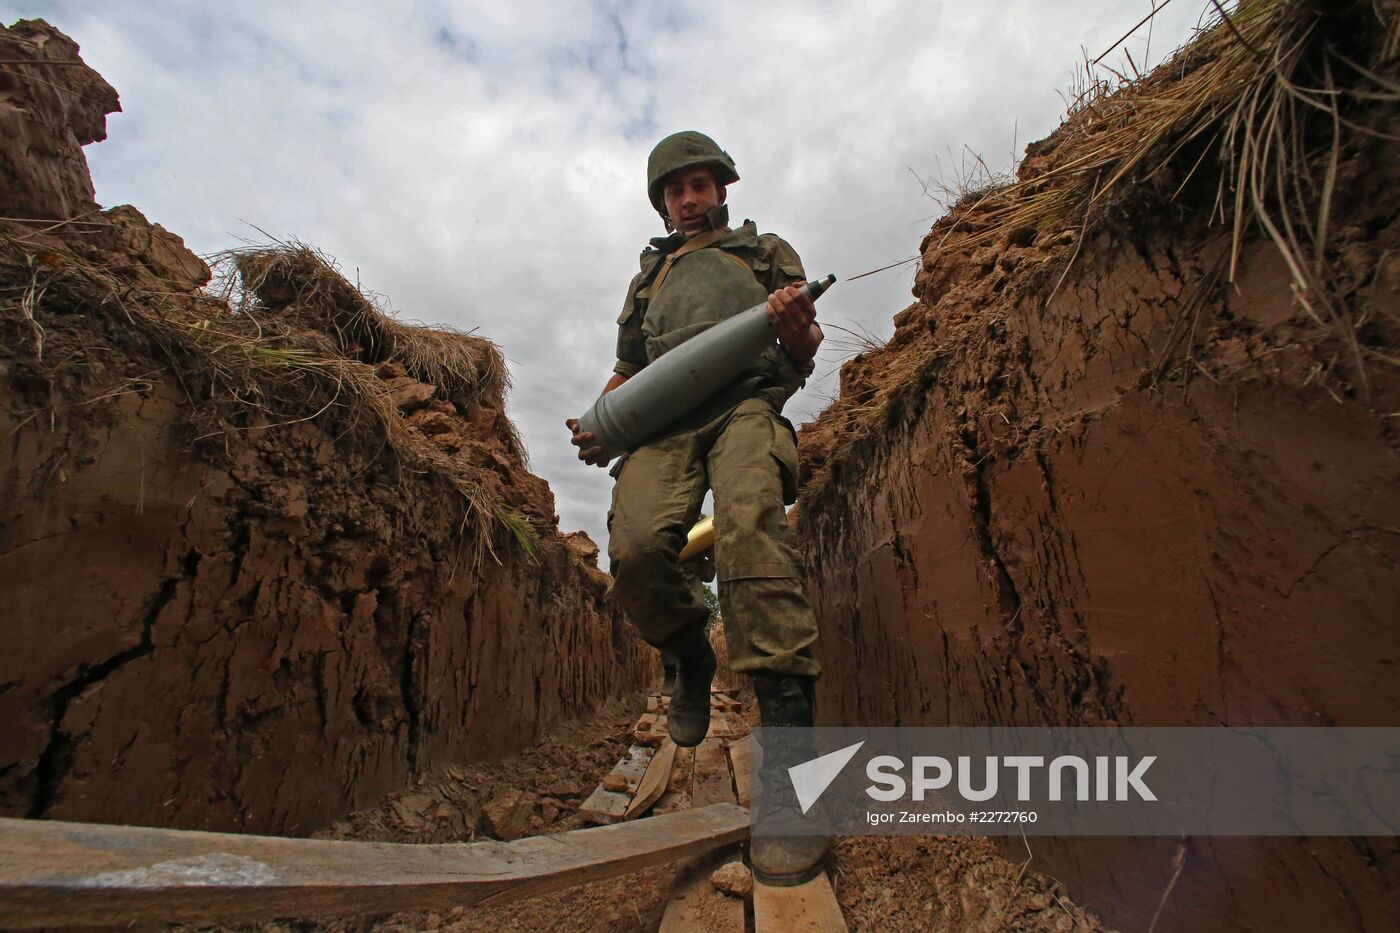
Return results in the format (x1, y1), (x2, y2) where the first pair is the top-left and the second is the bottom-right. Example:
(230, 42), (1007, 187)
(567, 131), (827, 884)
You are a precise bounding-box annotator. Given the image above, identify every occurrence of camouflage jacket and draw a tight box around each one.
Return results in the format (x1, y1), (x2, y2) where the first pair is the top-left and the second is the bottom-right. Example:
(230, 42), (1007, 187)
(613, 216), (815, 414)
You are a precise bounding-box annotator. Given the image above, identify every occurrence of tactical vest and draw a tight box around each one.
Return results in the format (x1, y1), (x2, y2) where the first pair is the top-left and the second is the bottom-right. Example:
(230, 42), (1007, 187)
(619, 221), (802, 417)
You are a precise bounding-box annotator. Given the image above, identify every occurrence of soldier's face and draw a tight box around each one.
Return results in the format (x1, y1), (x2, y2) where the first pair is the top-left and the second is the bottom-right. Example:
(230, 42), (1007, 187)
(662, 167), (726, 237)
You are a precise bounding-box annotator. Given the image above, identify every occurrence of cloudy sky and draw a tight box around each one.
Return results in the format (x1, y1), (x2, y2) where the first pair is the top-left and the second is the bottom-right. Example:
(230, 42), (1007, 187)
(6, 0), (1211, 553)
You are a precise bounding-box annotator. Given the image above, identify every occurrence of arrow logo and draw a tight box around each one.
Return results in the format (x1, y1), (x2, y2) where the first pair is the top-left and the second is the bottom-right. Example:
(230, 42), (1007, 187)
(788, 741), (865, 814)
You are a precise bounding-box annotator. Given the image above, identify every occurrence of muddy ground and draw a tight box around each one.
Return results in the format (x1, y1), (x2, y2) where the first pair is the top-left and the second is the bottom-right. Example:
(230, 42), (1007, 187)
(201, 687), (1111, 933)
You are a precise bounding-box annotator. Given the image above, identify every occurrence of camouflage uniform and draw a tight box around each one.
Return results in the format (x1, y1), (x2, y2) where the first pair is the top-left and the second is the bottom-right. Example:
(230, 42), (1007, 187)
(606, 206), (821, 679)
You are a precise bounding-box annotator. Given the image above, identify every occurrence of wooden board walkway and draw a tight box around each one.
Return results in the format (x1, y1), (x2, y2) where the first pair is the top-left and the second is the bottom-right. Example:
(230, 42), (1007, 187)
(690, 737), (735, 810)
(728, 735), (752, 809)
(653, 745), (693, 816)
(657, 852), (745, 933)
(707, 713), (750, 741)
(645, 689), (849, 933)
(0, 689), (848, 931)
(711, 694), (742, 713)
(658, 715), (744, 933)
(0, 805), (750, 928)
(753, 875), (849, 933)
(578, 744), (654, 825)
(625, 740), (678, 820)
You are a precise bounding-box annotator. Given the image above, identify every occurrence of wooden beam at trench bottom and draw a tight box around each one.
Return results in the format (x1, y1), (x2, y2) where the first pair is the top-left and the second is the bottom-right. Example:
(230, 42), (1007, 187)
(0, 805), (750, 928)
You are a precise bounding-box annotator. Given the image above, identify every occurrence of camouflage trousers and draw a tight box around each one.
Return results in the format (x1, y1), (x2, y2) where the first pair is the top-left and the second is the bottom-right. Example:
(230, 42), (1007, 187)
(607, 397), (821, 678)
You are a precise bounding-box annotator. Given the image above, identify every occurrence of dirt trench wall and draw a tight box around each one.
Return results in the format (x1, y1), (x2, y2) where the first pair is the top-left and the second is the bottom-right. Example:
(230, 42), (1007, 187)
(797, 102), (1399, 933)
(0, 19), (652, 835)
(0, 372), (644, 829)
(0, 376), (647, 834)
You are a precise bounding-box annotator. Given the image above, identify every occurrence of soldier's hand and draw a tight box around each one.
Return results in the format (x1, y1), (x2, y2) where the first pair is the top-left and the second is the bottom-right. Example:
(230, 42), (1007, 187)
(565, 417), (612, 468)
(767, 282), (822, 361)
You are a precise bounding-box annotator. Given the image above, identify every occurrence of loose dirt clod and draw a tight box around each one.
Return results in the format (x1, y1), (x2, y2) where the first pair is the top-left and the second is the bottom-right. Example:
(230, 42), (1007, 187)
(708, 861), (751, 898)
(480, 789), (537, 842)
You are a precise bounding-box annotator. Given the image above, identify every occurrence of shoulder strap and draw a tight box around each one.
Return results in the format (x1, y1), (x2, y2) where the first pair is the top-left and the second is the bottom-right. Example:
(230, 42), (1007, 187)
(714, 250), (755, 277)
(640, 227), (726, 300)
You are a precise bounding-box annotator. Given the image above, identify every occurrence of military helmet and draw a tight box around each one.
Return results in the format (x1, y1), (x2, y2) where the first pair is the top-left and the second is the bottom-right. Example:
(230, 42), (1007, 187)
(646, 131), (740, 216)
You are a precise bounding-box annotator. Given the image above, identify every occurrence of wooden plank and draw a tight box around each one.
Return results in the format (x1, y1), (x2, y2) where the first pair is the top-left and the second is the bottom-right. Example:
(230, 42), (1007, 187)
(654, 747), (694, 815)
(753, 874), (848, 933)
(669, 746), (694, 794)
(653, 790), (691, 815)
(691, 737), (735, 809)
(647, 695), (659, 713)
(637, 713), (668, 747)
(658, 854), (745, 933)
(578, 744), (653, 825)
(658, 741), (744, 933)
(658, 738), (744, 932)
(707, 714), (750, 741)
(0, 806), (751, 928)
(624, 739), (678, 820)
(634, 710), (673, 747)
(728, 735), (752, 809)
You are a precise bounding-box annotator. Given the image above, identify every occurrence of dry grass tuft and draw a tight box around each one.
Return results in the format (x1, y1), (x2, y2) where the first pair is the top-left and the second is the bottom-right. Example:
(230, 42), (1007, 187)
(218, 243), (526, 461)
(0, 235), (530, 568)
(799, 0), (1398, 517)
(923, 0), (1399, 387)
(220, 244), (508, 412)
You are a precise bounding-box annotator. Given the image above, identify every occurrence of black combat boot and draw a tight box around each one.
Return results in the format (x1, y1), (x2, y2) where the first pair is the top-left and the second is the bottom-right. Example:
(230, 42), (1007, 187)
(661, 628), (716, 747)
(749, 672), (830, 886)
(660, 661), (678, 698)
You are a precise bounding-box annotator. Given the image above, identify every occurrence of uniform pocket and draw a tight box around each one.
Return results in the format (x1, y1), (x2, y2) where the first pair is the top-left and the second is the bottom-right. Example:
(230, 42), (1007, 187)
(616, 294), (649, 371)
(775, 260), (807, 286)
(770, 414), (800, 506)
(710, 405), (804, 582)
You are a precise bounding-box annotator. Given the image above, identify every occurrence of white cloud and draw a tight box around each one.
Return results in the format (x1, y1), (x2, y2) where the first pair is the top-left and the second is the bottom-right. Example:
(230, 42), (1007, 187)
(5, 0), (1212, 555)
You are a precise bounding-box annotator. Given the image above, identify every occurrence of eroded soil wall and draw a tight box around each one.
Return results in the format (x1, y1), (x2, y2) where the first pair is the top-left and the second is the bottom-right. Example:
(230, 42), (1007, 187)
(0, 375), (647, 834)
(798, 124), (1399, 933)
(0, 19), (651, 835)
